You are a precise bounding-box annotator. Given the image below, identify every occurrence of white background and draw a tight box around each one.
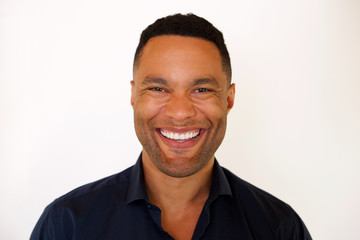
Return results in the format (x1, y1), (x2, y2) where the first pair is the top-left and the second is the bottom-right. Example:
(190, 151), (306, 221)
(1, 0), (360, 239)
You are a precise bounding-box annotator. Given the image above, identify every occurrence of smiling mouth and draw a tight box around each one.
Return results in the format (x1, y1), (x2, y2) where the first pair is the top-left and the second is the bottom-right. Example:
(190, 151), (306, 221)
(159, 129), (201, 143)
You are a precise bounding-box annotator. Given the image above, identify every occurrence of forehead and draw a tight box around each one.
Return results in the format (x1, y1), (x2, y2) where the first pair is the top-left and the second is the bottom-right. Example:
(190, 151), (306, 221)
(143, 35), (220, 54)
(134, 35), (225, 82)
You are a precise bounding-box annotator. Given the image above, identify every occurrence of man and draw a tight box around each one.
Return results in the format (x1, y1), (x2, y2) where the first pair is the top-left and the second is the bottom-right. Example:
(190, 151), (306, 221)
(31, 13), (312, 239)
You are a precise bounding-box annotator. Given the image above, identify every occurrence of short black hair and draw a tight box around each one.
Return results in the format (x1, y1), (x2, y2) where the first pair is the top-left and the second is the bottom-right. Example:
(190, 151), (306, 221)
(133, 13), (232, 83)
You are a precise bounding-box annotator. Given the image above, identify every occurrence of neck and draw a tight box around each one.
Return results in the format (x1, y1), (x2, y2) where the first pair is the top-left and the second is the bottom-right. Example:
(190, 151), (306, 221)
(142, 151), (214, 209)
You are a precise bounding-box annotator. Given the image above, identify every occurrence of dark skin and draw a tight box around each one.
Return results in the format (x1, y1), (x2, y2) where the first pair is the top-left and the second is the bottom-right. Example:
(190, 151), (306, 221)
(131, 35), (235, 239)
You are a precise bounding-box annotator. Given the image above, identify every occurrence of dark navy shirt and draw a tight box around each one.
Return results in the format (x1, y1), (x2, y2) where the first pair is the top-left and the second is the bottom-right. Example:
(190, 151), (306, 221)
(30, 154), (312, 239)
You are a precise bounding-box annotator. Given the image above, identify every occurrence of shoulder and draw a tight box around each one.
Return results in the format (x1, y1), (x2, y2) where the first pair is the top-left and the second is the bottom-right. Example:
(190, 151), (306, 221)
(221, 167), (312, 239)
(30, 166), (134, 239)
(222, 167), (292, 214)
(53, 165), (134, 206)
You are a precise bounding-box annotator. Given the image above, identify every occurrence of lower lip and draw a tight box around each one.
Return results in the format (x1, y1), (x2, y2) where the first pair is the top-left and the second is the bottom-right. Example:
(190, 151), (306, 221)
(157, 129), (204, 149)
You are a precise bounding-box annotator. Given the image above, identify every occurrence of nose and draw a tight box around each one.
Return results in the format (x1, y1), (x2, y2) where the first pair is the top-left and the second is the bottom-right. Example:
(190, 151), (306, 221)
(164, 93), (196, 121)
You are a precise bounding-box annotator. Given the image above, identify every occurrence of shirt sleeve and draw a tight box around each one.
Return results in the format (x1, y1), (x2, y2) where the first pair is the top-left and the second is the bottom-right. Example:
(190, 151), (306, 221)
(276, 211), (312, 240)
(30, 203), (74, 240)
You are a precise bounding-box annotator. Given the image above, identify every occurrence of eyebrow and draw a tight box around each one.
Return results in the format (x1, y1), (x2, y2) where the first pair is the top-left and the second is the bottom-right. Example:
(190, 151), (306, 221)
(141, 76), (221, 88)
(192, 78), (220, 88)
(141, 77), (168, 86)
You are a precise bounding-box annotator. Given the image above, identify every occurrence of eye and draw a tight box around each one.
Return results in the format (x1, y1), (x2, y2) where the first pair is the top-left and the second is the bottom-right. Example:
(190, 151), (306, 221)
(149, 87), (165, 92)
(194, 88), (211, 93)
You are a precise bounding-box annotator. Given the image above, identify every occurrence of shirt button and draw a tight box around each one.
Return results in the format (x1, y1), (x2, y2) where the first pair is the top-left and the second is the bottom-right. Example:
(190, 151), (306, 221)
(147, 204), (152, 209)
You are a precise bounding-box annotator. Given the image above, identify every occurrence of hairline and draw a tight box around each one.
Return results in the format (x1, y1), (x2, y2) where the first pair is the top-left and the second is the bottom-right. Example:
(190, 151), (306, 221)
(133, 34), (232, 85)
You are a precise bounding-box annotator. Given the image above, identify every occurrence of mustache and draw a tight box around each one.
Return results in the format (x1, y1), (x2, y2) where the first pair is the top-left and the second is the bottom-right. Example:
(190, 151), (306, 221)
(152, 120), (210, 128)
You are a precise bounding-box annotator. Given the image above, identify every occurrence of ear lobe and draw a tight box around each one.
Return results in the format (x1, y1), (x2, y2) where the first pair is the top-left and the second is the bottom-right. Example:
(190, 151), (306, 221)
(130, 80), (135, 107)
(227, 83), (235, 114)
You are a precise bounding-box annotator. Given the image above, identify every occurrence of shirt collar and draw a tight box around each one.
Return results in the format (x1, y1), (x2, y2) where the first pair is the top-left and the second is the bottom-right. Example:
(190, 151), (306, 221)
(126, 153), (147, 204)
(126, 153), (232, 204)
(209, 158), (233, 201)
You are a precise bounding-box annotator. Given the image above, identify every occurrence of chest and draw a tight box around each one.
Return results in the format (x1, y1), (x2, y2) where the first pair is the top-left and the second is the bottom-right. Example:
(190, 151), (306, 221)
(72, 200), (256, 240)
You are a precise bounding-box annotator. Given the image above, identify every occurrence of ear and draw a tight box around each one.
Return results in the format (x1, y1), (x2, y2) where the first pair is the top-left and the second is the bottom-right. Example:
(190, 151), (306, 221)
(226, 83), (235, 114)
(130, 80), (135, 107)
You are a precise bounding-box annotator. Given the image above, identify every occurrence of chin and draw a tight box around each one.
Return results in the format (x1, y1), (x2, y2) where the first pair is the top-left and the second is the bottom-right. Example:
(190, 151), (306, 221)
(156, 152), (210, 178)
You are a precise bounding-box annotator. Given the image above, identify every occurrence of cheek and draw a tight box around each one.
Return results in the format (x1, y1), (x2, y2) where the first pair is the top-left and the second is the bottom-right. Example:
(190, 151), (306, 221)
(134, 97), (165, 120)
(195, 98), (228, 121)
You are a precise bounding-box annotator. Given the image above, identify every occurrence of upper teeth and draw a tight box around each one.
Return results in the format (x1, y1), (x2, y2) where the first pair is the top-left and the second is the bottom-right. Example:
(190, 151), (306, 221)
(160, 130), (200, 140)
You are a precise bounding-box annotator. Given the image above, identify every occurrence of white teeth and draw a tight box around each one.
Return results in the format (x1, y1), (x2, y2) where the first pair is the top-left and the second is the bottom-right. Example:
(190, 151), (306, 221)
(160, 130), (200, 140)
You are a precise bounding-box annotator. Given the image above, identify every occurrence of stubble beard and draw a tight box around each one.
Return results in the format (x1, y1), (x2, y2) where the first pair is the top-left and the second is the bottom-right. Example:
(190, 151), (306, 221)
(134, 115), (227, 178)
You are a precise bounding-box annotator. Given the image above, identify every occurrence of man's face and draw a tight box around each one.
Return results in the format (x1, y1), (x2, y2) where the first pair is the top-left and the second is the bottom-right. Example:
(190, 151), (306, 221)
(131, 35), (235, 178)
